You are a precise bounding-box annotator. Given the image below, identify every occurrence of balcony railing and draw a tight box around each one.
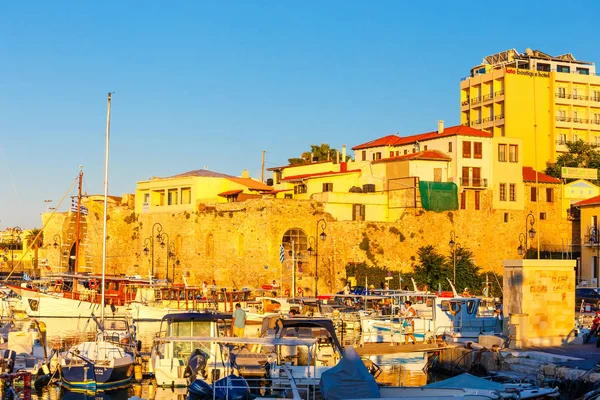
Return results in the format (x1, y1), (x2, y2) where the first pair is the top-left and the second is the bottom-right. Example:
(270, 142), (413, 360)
(556, 116), (571, 122)
(482, 116), (494, 123)
(591, 120), (600, 125)
(555, 139), (568, 145)
(495, 113), (505, 120)
(494, 90), (504, 96)
(471, 97), (482, 105)
(592, 97), (600, 102)
(573, 94), (589, 101)
(482, 94), (493, 101)
(470, 119), (482, 126)
(461, 100), (469, 106)
(574, 118), (589, 124)
(460, 177), (488, 188)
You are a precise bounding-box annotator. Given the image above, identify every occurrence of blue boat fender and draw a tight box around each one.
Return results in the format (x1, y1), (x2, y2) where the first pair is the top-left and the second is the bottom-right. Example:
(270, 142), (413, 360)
(187, 379), (213, 400)
(214, 374), (250, 400)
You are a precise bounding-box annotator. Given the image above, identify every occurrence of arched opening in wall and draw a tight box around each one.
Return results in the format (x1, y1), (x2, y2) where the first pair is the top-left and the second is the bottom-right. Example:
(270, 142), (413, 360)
(281, 228), (308, 255)
(68, 243), (76, 274)
(206, 234), (214, 258)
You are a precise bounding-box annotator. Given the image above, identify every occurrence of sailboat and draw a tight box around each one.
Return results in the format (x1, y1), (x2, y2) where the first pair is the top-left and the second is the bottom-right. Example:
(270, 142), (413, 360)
(60, 94), (135, 390)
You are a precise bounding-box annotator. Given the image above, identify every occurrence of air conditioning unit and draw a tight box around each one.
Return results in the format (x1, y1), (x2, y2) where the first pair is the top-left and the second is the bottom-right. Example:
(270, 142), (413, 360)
(363, 184), (375, 193)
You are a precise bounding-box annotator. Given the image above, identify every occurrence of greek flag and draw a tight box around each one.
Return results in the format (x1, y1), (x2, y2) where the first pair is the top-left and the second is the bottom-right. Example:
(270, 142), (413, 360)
(23, 272), (30, 281)
(279, 244), (285, 263)
(70, 197), (88, 215)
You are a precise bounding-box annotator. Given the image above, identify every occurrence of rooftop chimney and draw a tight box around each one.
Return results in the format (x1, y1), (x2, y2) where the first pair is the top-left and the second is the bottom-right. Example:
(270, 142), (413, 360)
(437, 120), (444, 134)
(342, 145), (347, 161)
(241, 169), (250, 178)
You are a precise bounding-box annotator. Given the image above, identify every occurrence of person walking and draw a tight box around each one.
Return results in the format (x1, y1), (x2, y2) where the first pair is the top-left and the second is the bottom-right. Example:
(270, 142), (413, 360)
(403, 300), (417, 345)
(232, 303), (247, 337)
(211, 280), (217, 299)
(202, 281), (209, 299)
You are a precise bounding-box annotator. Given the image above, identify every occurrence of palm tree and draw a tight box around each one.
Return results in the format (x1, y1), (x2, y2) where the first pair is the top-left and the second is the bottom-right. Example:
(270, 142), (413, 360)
(25, 228), (44, 269)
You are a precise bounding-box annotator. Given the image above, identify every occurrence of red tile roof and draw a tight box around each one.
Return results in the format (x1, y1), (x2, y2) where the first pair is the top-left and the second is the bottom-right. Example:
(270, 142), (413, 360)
(372, 150), (451, 164)
(282, 169), (361, 181)
(522, 167), (562, 184)
(352, 125), (492, 151)
(218, 189), (244, 197)
(574, 194), (600, 207)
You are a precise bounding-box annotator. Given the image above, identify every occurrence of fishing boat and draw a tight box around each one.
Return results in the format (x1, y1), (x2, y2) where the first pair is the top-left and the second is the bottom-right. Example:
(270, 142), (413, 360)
(150, 311), (232, 387)
(59, 93), (135, 391)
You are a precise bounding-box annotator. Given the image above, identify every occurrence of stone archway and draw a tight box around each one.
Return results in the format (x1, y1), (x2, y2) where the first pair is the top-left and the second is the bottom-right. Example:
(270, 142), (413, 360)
(280, 228), (310, 295)
(68, 243), (76, 274)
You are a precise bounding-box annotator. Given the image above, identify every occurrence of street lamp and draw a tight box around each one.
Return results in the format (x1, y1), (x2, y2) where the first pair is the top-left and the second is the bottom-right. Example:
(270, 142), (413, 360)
(173, 258), (180, 283)
(307, 218), (327, 297)
(142, 222), (164, 278)
(158, 232), (172, 282)
(449, 230), (461, 287)
(287, 245), (303, 298)
(516, 212), (536, 258)
(53, 234), (62, 271)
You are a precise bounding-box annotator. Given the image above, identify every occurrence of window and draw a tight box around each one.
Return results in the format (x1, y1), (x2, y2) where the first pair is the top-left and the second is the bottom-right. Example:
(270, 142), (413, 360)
(531, 187), (537, 202)
(577, 67), (590, 75)
(475, 191), (481, 210)
(504, 213), (509, 223)
(498, 144), (507, 162)
(181, 187), (191, 204)
(460, 192), (466, 210)
(412, 148), (416, 153)
(540, 212), (547, 220)
(594, 91), (600, 101)
(448, 142), (453, 152)
(404, 149), (408, 155)
(424, 145), (428, 151)
(284, 194), (293, 199)
(462, 167), (470, 186)
(462, 141), (472, 158)
(375, 152), (382, 160)
(361, 151), (366, 161)
(557, 133), (567, 144)
(352, 204), (366, 221)
(558, 109), (566, 119)
(322, 183), (333, 192)
(167, 189), (178, 205)
(143, 193), (150, 204)
(499, 183), (507, 201)
(594, 113), (600, 123)
(546, 187), (554, 202)
(509, 144), (518, 162)
(474, 142), (482, 159)
(294, 184), (307, 194)
(362, 184), (375, 193)
(389, 151), (394, 158)
(434, 168), (442, 182)
(573, 88), (578, 99)
(537, 63), (550, 72)
(557, 87), (566, 98)
(557, 65), (570, 73)
(159, 191), (165, 206)
(509, 184), (516, 201)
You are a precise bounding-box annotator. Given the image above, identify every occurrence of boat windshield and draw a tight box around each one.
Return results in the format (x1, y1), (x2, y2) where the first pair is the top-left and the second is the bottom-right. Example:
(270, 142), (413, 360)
(169, 320), (212, 337)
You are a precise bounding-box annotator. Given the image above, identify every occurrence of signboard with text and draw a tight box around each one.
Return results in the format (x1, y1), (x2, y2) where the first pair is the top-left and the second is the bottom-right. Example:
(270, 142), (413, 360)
(561, 167), (598, 180)
(505, 67), (549, 78)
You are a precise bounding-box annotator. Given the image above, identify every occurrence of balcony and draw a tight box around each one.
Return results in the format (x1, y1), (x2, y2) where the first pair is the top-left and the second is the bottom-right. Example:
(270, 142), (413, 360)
(459, 177), (488, 188)
(482, 93), (493, 101)
(461, 99), (469, 106)
(591, 120), (600, 125)
(573, 94), (589, 101)
(555, 93), (571, 99)
(470, 97), (482, 105)
(555, 139), (568, 152)
(470, 119), (482, 126)
(556, 116), (571, 122)
(494, 90), (504, 97)
(494, 113), (505, 122)
(574, 118), (589, 124)
(482, 116), (494, 123)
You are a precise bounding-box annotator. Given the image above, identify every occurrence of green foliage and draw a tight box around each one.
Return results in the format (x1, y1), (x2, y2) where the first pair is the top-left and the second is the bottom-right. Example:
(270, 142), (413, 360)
(124, 212), (137, 224)
(545, 140), (600, 183)
(413, 245), (450, 289)
(288, 143), (352, 165)
(25, 229), (43, 249)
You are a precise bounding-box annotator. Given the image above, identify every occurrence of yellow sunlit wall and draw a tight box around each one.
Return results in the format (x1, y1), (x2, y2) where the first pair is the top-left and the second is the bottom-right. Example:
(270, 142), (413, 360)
(563, 179), (599, 218)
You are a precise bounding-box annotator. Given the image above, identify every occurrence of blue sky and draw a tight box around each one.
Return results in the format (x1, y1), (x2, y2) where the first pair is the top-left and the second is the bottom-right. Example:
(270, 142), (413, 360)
(1, 1), (598, 228)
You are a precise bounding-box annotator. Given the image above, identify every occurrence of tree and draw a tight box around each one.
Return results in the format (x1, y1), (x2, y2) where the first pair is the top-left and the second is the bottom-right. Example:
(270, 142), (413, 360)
(413, 245), (451, 290)
(452, 246), (484, 293)
(545, 140), (600, 183)
(288, 143), (351, 165)
(25, 228), (43, 269)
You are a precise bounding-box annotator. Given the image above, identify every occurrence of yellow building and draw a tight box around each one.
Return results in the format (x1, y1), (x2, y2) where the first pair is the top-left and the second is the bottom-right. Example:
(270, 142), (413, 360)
(135, 169), (272, 214)
(563, 179), (600, 219)
(574, 195), (600, 287)
(461, 48), (600, 171)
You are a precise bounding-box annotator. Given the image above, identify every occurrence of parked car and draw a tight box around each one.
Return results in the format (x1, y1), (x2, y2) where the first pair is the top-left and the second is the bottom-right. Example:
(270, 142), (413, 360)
(576, 288), (600, 311)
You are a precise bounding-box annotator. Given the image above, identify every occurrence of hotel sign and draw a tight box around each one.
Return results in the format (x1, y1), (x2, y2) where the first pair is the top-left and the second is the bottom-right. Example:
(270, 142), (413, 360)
(561, 167), (598, 180)
(505, 67), (549, 78)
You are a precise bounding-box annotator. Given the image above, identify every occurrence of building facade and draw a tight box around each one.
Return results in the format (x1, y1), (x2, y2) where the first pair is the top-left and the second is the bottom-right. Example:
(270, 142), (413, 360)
(460, 48), (600, 171)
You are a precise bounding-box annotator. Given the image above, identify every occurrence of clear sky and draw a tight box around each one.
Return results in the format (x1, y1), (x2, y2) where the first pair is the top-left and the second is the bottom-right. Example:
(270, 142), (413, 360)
(1, 1), (598, 229)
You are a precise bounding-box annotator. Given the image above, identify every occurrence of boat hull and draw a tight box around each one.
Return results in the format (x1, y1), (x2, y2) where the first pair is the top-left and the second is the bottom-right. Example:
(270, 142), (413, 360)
(61, 360), (134, 389)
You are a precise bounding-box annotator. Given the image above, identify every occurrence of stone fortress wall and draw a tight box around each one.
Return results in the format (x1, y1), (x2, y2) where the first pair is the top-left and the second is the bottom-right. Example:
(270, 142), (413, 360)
(39, 194), (574, 294)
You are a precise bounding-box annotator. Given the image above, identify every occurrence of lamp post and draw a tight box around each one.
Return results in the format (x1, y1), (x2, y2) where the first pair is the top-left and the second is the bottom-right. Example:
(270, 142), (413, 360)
(166, 243), (176, 283)
(588, 225), (599, 285)
(52, 234), (62, 271)
(142, 222), (164, 278)
(287, 241), (302, 299)
(516, 212), (537, 258)
(158, 232), (172, 282)
(307, 218), (327, 297)
(173, 259), (180, 283)
(449, 230), (461, 287)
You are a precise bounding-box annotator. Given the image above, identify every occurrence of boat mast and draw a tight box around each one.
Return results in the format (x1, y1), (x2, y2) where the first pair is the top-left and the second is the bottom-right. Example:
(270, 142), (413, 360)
(74, 167), (83, 290)
(101, 93), (112, 323)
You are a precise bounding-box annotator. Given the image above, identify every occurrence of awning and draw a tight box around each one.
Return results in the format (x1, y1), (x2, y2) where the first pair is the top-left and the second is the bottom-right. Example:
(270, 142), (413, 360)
(218, 189), (243, 197)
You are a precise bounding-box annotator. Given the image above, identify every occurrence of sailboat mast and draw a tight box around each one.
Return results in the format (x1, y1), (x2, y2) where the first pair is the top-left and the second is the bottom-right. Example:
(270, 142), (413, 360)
(74, 167), (83, 291)
(101, 93), (112, 323)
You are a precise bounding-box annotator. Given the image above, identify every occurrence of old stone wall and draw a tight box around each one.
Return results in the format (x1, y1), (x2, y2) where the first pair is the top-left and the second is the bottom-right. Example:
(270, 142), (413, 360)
(39, 194), (575, 295)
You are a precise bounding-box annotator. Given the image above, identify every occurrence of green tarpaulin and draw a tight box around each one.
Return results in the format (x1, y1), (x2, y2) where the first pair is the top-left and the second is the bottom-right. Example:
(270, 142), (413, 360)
(419, 181), (458, 212)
